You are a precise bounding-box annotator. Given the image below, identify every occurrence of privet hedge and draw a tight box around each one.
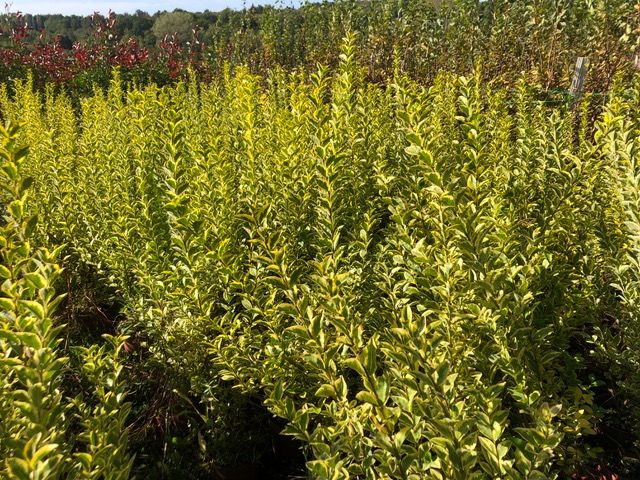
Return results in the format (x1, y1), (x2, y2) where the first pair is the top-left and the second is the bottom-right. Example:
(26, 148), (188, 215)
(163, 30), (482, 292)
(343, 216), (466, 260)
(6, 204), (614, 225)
(0, 123), (133, 478)
(1, 39), (640, 477)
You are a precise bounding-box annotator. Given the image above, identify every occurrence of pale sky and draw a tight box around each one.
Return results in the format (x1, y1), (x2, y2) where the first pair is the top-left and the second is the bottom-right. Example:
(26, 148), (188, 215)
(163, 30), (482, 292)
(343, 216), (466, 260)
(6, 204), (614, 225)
(13, 0), (297, 15)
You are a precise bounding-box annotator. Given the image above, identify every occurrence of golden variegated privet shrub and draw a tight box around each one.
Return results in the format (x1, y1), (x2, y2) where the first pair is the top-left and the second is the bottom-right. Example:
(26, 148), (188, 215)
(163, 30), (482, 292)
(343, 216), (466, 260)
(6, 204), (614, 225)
(2, 42), (640, 477)
(597, 79), (640, 449)
(0, 123), (133, 479)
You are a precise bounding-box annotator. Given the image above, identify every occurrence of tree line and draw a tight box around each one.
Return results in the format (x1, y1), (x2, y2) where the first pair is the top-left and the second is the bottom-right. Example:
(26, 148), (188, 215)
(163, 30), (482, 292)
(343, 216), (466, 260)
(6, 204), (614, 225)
(0, 0), (637, 94)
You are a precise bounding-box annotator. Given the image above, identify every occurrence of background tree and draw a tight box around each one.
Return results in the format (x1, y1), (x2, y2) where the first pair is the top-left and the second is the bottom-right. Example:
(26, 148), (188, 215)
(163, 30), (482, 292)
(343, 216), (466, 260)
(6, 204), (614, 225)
(152, 11), (194, 45)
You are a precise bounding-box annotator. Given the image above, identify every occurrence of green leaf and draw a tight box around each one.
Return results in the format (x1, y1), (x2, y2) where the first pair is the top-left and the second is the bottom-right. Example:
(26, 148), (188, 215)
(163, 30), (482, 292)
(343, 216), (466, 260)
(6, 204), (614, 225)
(24, 273), (47, 289)
(8, 199), (24, 220)
(25, 215), (39, 238)
(20, 300), (46, 320)
(286, 325), (308, 339)
(356, 390), (378, 405)
(435, 362), (450, 386)
(375, 377), (389, 403)
(7, 458), (30, 480)
(2, 162), (18, 182)
(16, 332), (42, 349)
(405, 145), (421, 156)
(315, 384), (336, 399)
(0, 297), (14, 311)
(74, 452), (93, 469)
(364, 342), (377, 373)
(344, 357), (366, 377)
(0, 329), (19, 344)
(0, 265), (11, 279)
(19, 176), (34, 193)
(32, 443), (59, 463)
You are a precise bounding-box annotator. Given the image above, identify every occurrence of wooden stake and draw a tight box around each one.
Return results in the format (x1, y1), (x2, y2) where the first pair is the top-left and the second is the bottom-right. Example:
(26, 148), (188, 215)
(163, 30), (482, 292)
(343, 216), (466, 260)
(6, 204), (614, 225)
(570, 57), (589, 108)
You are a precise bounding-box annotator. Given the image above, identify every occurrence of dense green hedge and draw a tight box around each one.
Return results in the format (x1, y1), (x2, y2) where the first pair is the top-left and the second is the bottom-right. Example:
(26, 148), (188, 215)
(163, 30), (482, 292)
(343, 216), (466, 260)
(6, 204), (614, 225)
(1, 35), (639, 476)
(0, 123), (133, 478)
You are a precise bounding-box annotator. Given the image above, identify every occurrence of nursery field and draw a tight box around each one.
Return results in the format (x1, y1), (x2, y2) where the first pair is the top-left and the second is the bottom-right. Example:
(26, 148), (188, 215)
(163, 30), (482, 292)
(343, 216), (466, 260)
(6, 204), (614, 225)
(1, 1), (640, 479)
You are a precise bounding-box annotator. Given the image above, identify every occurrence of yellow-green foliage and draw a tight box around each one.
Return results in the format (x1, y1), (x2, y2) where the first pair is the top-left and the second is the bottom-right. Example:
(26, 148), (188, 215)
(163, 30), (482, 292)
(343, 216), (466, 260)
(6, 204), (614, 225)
(0, 123), (133, 479)
(0, 122), (68, 478)
(2, 41), (640, 478)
